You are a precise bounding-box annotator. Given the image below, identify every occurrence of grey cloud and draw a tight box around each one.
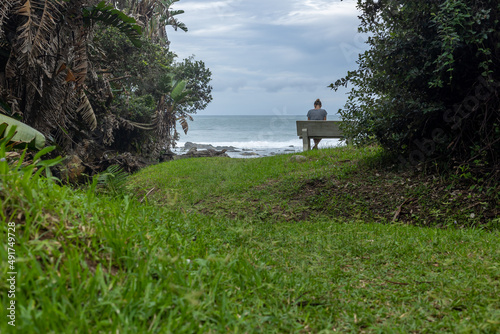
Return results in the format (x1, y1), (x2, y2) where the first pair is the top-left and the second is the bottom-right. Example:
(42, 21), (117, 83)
(261, 76), (320, 93)
(168, 0), (363, 115)
(212, 77), (248, 92)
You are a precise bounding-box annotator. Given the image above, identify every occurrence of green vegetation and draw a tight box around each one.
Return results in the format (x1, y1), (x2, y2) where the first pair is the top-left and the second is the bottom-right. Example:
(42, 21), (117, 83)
(2, 143), (499, 333)
(0, 116), (45, 150)
(91, 27), (212, 158)
(333, 0), (500, 175)
(2, 1), (498, 330)
(1, 0), (211, 168)
(130, 146), (499, 229)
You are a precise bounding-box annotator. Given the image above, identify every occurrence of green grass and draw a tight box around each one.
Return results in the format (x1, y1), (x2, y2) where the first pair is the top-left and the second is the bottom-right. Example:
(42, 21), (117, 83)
(130, 146), (499, 228)
(191, 218), (500, 332)
(1, 145), (499, 333)
(128, 146), (379, 218)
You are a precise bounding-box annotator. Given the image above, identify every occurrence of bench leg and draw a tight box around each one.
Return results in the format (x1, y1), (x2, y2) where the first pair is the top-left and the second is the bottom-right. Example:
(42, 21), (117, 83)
(302, 129), (310, 151)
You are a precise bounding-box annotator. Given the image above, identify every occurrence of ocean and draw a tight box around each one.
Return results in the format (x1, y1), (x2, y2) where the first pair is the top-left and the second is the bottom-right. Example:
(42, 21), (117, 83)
(174, 114), (344, 158)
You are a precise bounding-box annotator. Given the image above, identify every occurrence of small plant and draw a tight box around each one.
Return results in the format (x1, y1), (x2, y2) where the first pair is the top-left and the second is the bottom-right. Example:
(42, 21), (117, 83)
(95, 164), (129, 196)
(0, 124), (61, 182)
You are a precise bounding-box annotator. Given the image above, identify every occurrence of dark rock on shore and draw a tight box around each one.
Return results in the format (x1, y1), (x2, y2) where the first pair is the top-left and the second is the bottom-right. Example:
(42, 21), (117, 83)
(184, 142), (238, 152)
(184, 142), (215, 150)
(174, 147), (230, 159)
(159, 150), (176, 162)
(240, 152), (260, 156)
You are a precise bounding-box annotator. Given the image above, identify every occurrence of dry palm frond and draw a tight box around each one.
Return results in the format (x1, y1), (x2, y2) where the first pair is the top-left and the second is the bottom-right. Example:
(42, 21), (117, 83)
(178, 116), (189, 134)
(13, 0), (62, 66)
(76, 92), (97, 131)
(119, 117), (156, 131)
(72, 31), (88, 86)
(14, 0), (35, 69)
(152, 96), (167, 137)
(31, 0), (61, 59)
(0, 0), (18, 39)
(2, 0), (95, 152)
(101, 113), (121, 146)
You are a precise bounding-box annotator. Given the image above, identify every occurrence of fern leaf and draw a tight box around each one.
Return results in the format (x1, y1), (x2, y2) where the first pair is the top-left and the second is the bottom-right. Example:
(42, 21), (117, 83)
(96, 164), (129, 196)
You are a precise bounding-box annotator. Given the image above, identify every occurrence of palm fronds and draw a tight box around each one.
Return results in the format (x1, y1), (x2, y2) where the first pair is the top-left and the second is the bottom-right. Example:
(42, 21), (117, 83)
(76, 92), (97, 131)
(123, 0), (187, 46)
(0, 0), (18, 41)
(83, 1), (142, 47)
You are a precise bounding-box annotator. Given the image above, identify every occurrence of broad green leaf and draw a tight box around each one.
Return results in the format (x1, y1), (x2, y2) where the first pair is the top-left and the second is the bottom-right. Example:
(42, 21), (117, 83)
(0, 114), (46, 149)
(171, 80), (187, 101)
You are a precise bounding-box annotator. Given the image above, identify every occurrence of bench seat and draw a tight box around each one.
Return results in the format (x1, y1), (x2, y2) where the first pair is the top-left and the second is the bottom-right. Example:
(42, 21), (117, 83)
(296, 120), (344, 151)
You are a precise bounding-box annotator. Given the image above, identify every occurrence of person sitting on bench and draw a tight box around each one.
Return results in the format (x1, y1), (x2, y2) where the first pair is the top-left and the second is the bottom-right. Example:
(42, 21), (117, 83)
(306, 99), (327, 149)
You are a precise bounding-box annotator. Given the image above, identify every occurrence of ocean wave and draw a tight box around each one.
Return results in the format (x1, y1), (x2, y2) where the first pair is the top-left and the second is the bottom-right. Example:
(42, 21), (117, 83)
(175, 138), (342, 150)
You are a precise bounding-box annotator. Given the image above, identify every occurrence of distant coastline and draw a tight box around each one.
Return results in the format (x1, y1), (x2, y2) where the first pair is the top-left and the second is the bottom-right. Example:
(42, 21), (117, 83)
(173, 140), (342, 159)
(175, 114), (343, 158)
(172, 141), (302, 158)
(189, 114), (342, 118)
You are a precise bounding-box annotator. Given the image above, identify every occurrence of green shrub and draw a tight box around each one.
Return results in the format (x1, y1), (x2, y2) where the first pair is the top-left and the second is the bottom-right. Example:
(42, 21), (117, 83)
(333, 0), (500, 174)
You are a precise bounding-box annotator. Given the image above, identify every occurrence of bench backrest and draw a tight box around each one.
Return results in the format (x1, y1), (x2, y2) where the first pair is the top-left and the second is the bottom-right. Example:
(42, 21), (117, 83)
(296, 121), (343, 138)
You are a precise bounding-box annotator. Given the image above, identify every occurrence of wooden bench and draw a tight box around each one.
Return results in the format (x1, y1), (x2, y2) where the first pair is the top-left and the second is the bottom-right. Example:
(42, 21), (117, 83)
(296, 121), (344, 151)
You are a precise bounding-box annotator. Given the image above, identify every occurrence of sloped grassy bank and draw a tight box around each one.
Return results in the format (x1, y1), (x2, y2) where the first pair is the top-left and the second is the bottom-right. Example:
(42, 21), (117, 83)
(130, 146), (499, 228)
(1, 145), (499, 333)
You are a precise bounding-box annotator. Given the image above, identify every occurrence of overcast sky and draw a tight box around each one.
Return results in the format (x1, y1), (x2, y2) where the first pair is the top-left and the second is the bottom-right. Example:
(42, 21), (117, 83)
(168, 0), (366, 116)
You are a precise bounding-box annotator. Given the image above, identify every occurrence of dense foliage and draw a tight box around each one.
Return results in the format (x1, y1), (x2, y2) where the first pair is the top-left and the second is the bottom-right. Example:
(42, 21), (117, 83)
(89, 27), (212, 159)
(0, 0), (212, 170)
(333, 0), (500, 178)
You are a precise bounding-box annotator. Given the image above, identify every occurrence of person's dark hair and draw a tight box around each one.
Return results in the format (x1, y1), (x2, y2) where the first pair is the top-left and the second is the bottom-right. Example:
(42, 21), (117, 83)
(314, 99), (322, 107)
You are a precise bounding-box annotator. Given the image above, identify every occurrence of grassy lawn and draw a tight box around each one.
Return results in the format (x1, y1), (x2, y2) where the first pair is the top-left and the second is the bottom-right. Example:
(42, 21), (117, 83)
(130, 146), (499, 228)
(1, 145), (499, 333)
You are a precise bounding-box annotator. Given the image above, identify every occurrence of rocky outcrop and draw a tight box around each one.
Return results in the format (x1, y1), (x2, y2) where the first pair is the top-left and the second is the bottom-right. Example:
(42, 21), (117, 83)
(184, 142), (215, 150)
(240, 152), (259, 156)
(174, 147), (230, 160)
(184, 142), (238, 152)
(159, 150), (177, 162)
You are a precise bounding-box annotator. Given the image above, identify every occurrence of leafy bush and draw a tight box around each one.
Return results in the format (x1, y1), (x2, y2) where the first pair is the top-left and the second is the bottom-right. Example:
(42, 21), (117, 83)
(333, 0), (500, 176)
